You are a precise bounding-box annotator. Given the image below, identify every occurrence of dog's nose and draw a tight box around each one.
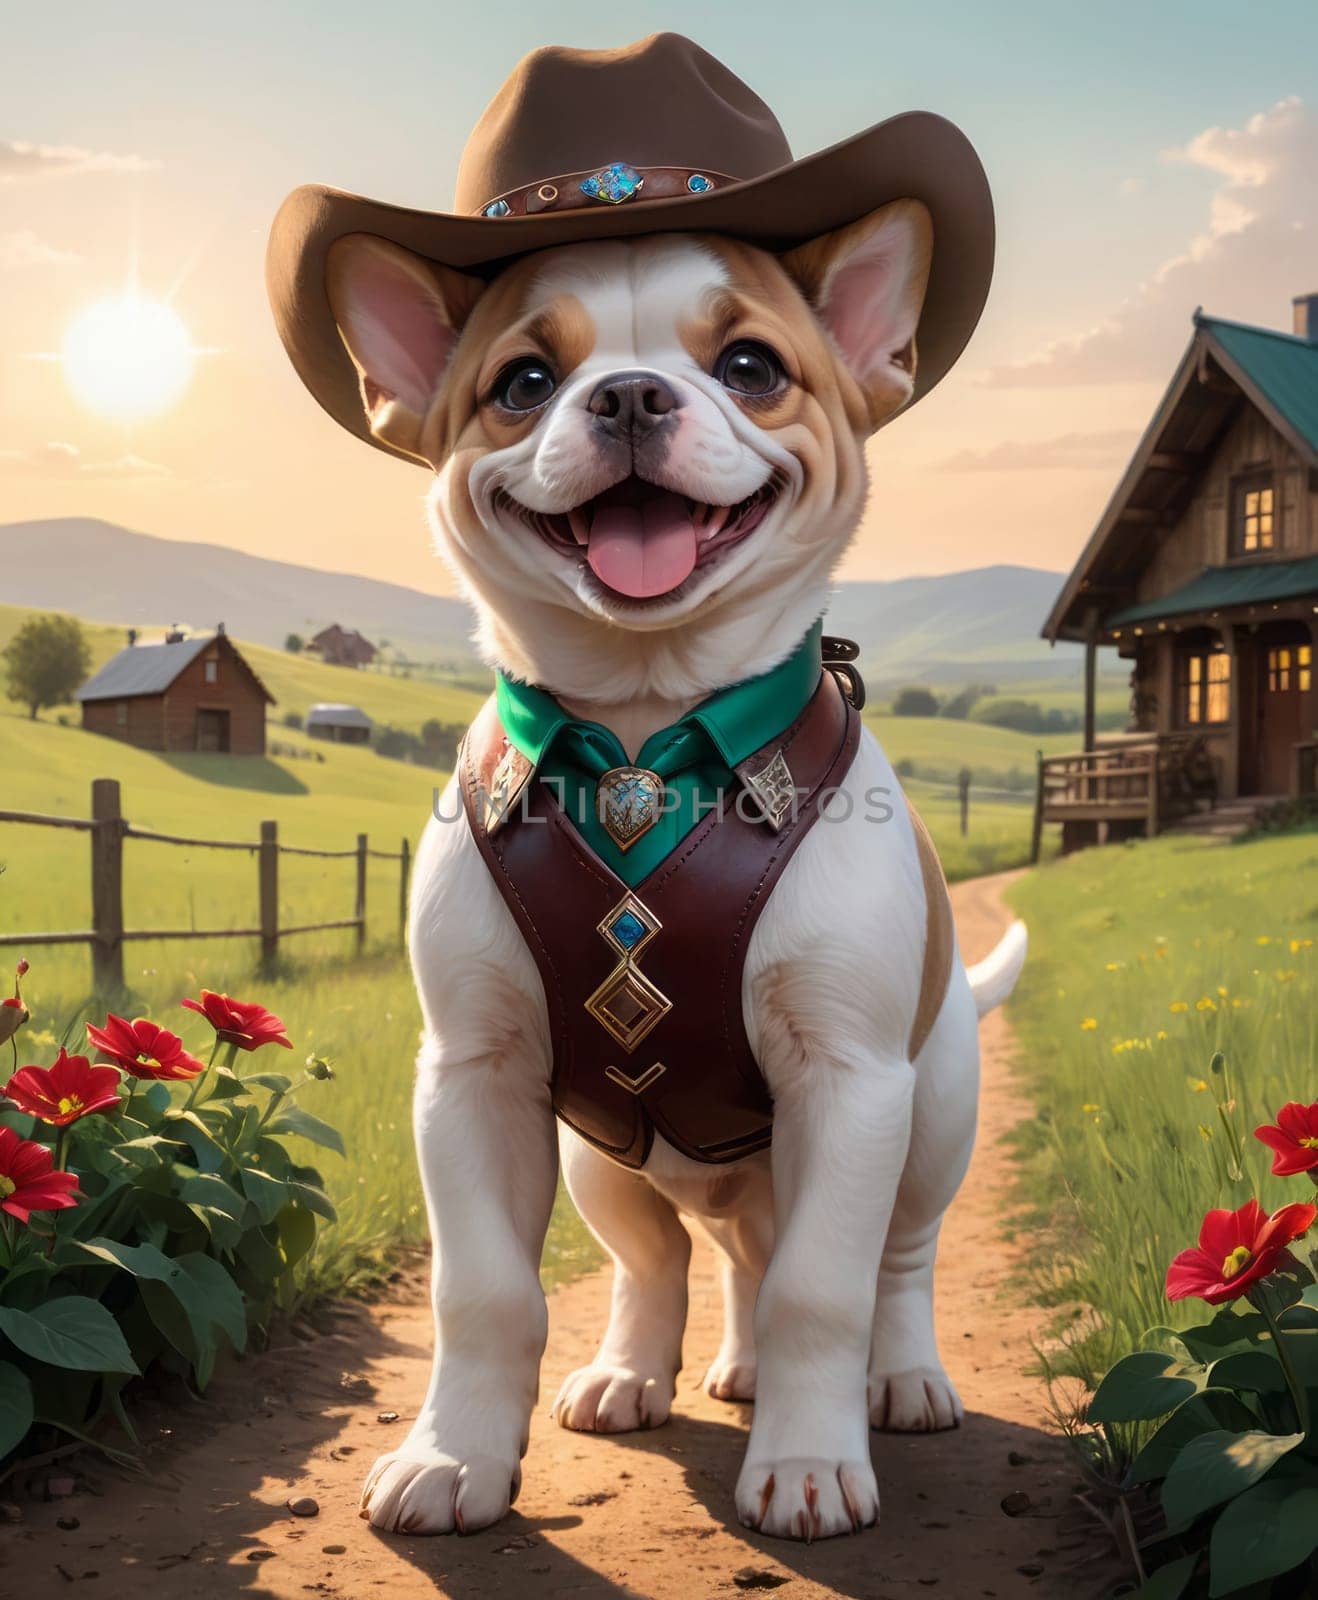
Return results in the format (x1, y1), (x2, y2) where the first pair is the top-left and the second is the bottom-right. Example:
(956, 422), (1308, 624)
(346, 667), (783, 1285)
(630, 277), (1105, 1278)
(587, 371), (681, 433)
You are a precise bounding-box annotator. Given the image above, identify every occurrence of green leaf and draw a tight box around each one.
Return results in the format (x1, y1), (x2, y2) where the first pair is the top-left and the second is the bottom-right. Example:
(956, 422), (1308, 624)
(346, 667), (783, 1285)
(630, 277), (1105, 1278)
(164, 1108), (225, 1172)
(264, 1105), (345, 1158)
(0, 1361), (35, 1456)
(175, 1254), (247, 1353)
(1208, 1471), (1318, 1595)
(1208, 1350), (1289, 1396)
(1178, 1308), (1268, 1365)
(178, 1173), (247, 1222)
(240, 1167), (289, 1225)
(245, 1073), (293, 1095)
(287, 1180), (337, 1223)
(1160, 1429), (1303, 1530)
(1088, 1351), (1206, 1424)
(0, 1297), (137, 1375)
(203, 1067), (249, 1101)
(1138, 1553), (1198, 1599)
(1128, 1389), (1260, 1485)
(277, 1203), (318, 1269)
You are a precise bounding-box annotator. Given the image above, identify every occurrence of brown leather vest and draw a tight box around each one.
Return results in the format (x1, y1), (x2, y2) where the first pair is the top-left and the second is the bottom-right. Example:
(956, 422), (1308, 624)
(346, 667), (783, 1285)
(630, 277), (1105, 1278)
(460, 671), (953, 1170)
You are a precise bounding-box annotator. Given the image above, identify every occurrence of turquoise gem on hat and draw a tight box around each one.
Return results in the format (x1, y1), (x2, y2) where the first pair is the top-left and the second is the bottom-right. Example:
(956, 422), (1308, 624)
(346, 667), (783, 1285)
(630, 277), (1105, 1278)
(483, 198), (512, 218)
(686, 173), (714, 193)
(580, 162), (644, 205)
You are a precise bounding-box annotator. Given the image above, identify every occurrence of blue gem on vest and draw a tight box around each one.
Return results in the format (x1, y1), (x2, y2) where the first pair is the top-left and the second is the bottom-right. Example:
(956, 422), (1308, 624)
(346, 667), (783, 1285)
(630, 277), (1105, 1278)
(580, 162), (643, 205)
(609, 909), (648, 951)
(483, 198), (512, 218)
(686, 173), (714, 193)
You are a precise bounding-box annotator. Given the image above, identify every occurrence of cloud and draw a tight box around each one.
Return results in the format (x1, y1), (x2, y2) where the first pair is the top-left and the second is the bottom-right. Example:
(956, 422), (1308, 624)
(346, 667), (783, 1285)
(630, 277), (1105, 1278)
(933, 429), (1139, 473)
(0, 442), (173, 480)
(0, 139), (160, 182)
(0, 229), (77, 268)
(981, 97), (1315, 387)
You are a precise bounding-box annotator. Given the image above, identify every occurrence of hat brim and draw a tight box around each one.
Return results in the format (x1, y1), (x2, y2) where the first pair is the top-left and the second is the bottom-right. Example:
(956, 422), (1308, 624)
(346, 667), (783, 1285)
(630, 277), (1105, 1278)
(267, 110), (993, 464)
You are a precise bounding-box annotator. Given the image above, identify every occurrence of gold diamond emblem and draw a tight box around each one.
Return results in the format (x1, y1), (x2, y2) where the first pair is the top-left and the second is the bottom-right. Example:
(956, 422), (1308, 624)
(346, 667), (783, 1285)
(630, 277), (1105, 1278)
(604, 1061), (666, 1095)
(596, 893), (661, 959)
(584, 962), (672, 1053)
(740, 748), (797, 831)
(597, 766), (665, 852)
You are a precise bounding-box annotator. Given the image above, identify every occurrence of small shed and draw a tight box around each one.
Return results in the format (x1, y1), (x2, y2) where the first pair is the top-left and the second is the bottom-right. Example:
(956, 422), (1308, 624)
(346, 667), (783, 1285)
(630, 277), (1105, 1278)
(76, 630), (273, 755)
(306, 703), (374, 744)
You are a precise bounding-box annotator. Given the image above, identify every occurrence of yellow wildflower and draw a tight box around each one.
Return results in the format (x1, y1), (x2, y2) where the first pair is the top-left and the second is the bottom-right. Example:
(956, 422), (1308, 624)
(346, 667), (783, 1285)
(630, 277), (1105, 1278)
(1196, 997), (1217, 1012)
(1080, 1017), (1098, 1031)
(1257, 935), (1272, 946)
(1082, 1103), (1101, 1114)
(1216, 985), (1229, 997)
(1170, 1001), (1189, 1014)
(1105, 961), (1124, 972)
(1187, 1078), (1209, 1093)
(1156, 1030), (1169, 1041)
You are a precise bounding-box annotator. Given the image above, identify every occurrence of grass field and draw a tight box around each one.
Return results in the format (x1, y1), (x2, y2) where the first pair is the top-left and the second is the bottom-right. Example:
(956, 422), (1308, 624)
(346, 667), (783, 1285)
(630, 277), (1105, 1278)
(1005, 828), (1318, 1386)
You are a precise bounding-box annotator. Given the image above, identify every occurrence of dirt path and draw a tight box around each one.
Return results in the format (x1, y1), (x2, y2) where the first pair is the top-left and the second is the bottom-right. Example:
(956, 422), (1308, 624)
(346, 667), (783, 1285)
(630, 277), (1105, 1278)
(12, 871), (1073, 1599)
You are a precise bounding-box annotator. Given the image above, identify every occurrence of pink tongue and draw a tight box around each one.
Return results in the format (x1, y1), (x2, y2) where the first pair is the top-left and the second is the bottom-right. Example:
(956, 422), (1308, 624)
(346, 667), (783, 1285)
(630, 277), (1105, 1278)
(586, 492), (699, 599)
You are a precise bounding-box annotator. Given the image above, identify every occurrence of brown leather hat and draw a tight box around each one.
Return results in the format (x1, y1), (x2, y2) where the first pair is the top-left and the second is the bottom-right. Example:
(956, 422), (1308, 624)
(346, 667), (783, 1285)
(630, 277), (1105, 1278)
(267, 32), (994, 464)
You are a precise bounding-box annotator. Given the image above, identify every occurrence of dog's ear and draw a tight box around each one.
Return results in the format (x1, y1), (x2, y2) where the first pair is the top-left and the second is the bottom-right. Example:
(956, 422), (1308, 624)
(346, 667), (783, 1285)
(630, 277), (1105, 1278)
(781, 199), (933, 429)
(326, 235), (484, 462)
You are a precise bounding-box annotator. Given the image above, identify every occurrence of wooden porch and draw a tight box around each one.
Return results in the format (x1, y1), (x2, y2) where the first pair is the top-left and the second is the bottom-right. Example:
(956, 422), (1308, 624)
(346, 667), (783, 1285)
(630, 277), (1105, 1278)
(1030, 734), (1317, 860)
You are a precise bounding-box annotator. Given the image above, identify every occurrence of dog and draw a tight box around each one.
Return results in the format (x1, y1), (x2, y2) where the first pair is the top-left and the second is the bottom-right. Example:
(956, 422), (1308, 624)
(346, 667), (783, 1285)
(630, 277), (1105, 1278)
(269, 33), (1022, 1543)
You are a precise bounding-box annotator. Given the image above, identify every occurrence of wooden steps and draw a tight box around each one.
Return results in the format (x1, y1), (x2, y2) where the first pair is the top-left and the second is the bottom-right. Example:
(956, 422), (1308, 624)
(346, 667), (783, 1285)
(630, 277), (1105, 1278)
(1167, 795), (1288, 840)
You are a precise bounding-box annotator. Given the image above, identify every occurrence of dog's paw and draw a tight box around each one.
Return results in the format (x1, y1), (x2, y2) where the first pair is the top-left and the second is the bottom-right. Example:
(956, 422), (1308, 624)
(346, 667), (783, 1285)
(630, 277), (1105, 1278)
(551, 1363), (674, 1433)
(359, 1448), (519, 1535)
(735, 1457), (878, 1541)
(868, 1366), (964, 1433)
(703, 1353), (756, 1402)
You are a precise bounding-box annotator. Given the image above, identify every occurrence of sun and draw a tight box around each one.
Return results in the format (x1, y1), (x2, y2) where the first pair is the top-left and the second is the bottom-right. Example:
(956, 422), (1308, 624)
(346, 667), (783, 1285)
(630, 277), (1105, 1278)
(61, 294), (195, 420)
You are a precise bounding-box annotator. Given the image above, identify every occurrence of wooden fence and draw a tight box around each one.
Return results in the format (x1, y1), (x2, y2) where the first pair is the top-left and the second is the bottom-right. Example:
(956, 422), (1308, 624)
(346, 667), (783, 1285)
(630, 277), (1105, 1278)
(0, 778), (411, 991)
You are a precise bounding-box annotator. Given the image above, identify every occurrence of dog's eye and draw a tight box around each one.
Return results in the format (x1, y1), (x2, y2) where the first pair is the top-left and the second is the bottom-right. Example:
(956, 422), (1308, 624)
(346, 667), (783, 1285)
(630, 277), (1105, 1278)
(715, 341), (783, 398)
(493, 358), (558, 412)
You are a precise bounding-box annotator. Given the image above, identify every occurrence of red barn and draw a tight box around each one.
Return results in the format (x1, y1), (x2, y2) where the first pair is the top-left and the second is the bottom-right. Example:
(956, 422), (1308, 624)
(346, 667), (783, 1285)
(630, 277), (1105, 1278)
(76, 630), (273, 755)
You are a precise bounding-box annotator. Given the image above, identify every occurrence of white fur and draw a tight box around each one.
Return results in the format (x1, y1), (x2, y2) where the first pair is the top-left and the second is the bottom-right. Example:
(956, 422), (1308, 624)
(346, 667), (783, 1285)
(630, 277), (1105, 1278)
(353, 230), (1025, 1542)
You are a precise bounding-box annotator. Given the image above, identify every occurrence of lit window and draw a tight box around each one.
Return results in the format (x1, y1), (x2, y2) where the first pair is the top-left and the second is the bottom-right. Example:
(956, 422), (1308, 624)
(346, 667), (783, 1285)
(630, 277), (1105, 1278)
(1234, 476), (1275, 554)
(1179, 647), (1230, 725)
(1267, 645), (1311, 693)
(1300, 644), (1313, 694)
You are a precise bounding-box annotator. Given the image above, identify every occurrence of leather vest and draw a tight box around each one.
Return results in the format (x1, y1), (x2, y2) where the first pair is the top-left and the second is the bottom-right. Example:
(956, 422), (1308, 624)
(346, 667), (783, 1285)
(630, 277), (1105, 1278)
(460, 671), (953, 1170)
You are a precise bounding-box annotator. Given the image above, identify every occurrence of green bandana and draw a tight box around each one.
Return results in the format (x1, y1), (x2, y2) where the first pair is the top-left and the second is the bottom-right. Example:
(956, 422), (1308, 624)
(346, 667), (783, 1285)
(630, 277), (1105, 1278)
(495, 622), (823, 884)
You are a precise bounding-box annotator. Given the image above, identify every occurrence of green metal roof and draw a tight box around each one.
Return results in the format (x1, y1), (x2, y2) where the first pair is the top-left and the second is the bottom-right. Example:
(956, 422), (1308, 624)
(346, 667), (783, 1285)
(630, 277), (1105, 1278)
(1199, 314), (1318, 457)
(1109, 555), (1318, 626)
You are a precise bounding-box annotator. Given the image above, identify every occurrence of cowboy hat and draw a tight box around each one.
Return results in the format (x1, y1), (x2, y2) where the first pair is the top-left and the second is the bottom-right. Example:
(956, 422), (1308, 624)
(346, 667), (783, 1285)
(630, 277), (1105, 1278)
(267, 31), (994, 464)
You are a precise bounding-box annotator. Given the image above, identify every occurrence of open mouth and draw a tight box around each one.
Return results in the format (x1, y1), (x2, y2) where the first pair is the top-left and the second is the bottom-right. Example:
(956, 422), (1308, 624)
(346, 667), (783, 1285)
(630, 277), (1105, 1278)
(498, 475), (777, 600)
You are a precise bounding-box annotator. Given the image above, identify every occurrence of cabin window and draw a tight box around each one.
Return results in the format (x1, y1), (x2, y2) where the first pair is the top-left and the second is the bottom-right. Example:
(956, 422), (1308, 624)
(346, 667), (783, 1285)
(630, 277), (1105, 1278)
(204, 657), (218, 684)
(1267, 644), (1312, 694)
(1179, 648), (1231, 726)
(116, 701), (128, 727)
(1232, 474), (1275, 555)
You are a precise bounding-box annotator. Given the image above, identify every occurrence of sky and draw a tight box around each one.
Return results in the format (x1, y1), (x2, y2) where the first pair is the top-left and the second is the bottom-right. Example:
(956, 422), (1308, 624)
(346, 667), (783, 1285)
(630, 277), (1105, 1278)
(2, 0), (1315, 597)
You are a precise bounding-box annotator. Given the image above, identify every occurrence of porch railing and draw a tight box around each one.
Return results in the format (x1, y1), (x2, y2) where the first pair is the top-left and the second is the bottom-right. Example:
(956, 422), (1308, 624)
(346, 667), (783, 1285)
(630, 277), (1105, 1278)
(1031, 743), (1159, 862)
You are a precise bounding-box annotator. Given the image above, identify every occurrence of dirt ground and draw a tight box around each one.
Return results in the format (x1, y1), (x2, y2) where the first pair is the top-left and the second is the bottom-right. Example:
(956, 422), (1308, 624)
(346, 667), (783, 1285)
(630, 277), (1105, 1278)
(8, 870), (1079, 1600)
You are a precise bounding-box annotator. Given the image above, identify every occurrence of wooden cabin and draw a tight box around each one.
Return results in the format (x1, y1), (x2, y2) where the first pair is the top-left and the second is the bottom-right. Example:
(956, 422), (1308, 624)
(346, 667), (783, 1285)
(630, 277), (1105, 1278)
(307, 624), (378, 669)
(306, 703), (374, 744)
(76, 628), (273, 756)
(1038, 297), (1318, 852)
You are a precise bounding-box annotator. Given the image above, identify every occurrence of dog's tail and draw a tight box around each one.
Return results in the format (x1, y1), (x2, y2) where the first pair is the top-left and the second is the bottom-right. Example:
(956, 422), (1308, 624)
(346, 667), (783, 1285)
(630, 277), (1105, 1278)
(967, 920), (1028, 1018)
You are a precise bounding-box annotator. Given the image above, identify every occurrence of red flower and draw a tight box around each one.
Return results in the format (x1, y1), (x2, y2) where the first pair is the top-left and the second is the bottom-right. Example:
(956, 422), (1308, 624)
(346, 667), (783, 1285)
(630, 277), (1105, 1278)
(86, 1014), (206, 1081)
(180, 991), (292, 1051)
(5, 1049), (122, 1127)
(1256, 1102), (1318, 1178)
(1166, 1198), (1318, 1305)
(0, 1125), (80, 1223)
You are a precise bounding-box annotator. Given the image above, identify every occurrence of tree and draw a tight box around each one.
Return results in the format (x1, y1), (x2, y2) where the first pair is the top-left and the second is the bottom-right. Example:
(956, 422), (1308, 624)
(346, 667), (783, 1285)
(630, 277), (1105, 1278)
(284, 633), (304, 654)
(891, 685), (940, 718)
(2, 614), (91, 720)
(939, 682), (996, 721)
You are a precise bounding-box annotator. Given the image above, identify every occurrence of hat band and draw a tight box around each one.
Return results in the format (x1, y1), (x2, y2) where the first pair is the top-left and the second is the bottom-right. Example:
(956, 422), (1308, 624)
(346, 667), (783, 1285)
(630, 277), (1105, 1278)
(476, 162), (740, 219)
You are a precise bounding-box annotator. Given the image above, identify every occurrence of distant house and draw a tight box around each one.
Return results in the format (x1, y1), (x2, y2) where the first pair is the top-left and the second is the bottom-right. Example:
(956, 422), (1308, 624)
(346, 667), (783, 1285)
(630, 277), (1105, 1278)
(1037, 295), (1318, 852)
(306, 703), (374, 744)
(76, 629), (273, 756)
(307, 624), (378, 669)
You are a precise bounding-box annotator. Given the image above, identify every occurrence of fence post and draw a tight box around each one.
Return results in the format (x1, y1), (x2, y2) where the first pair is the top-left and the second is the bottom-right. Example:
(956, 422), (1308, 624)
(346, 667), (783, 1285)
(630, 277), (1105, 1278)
(355, 834), (368, 952)
(958, 766), (971, 838)
(398, 836), (411, 947)
(259, 820), (279, 972)
(1030, 750), (1045, 865)
(90, 778), (125, 995)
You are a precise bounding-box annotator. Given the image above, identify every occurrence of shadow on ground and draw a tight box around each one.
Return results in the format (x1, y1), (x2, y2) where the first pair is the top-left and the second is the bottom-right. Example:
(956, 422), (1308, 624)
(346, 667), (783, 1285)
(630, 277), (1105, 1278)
(152, 753), (309, 796)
